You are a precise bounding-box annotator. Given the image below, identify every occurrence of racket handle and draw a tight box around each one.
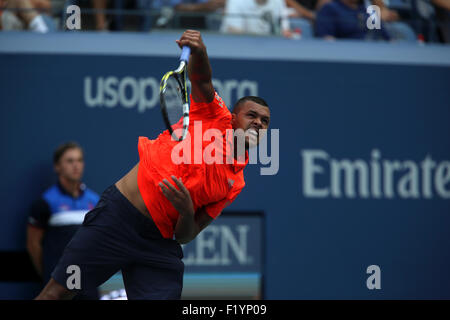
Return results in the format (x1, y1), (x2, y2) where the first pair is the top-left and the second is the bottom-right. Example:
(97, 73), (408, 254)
(180, 46), (191, 62)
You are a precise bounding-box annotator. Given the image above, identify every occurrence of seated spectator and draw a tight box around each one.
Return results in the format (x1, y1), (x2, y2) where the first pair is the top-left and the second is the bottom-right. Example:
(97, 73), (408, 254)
(371, 0), (399, 22)
(285, 0), (320, 38)
(371, 0), (416, 41)
(316, 0), (410, 26)
(174, 0), (225, 30)
(108, 0), (163, 32)
(107, 0), (178, 31)
(221, 0), (292, 37)
(315, 0), (390, 40)
(1, 0), (53, 32)
(92, 0), (108, 31)
(286, 0), (316, 20)
(110, 0), (223, 31)
(175, 0), (224, 12)
(431, 0), (450, 42)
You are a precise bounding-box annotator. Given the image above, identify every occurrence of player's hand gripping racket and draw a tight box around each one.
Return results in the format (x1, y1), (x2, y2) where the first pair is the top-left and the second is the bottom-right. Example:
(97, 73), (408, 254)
(160, 46), (191, 141)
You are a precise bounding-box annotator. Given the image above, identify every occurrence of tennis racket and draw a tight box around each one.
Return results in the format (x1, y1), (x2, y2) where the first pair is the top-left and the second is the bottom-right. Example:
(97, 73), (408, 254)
(159, 46), (191, 141)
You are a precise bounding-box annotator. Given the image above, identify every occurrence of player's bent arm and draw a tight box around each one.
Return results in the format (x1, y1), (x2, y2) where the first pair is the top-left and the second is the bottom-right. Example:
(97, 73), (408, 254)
(175, 207), (214, 244)
(159, 176), (213, 244)
(26, 225), (44, 277)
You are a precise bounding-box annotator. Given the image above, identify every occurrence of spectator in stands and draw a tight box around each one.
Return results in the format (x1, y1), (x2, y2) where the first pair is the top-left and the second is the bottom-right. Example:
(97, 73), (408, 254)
(175, 0), (224, 12)
(315, 0), (390, 40)
(316, 0), (400, 20)
(371, 0), (399, 22)
(371, 0), (416, 41)
(109, 0), (223, 31)
(221, 0), (292, 37)
(432, 0), (450, 42)
(108, 0), (157, 31)
(92, 0), (107, 30)
(286, 0), (316, 20)
(285, 0), (321, 38)
(27, 142), (100, 300)
(316, 0), (416, 41)
(174, 0), (225, 30)
(0, 0), (52, 32)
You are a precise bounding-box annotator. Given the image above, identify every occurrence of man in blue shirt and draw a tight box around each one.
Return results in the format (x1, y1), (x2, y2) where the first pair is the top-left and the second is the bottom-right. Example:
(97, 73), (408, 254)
(315, 0), (390, 40)
(110, 0), (220, 31)
(27, 142), (99, 300)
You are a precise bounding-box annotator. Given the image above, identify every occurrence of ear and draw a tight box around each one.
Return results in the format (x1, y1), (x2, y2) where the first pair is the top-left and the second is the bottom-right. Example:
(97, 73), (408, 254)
(54, 164), (60, 175)
(231, 113), (236, 126)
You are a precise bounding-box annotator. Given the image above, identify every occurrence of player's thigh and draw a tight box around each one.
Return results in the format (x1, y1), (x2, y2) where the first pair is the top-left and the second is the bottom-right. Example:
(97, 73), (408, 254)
(51, 204), (129, 293)
(51, 226), (123, 293)
(122, 261), (184, 300)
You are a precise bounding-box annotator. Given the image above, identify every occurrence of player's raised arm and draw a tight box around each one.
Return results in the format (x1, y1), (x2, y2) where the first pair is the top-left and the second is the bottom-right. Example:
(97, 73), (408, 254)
(176, 30), (215, 104)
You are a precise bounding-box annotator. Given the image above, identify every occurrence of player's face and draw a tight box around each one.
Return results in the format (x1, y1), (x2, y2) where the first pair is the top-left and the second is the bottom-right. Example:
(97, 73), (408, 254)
(55, 148), (84, 182)
(232, 101), (270, 148)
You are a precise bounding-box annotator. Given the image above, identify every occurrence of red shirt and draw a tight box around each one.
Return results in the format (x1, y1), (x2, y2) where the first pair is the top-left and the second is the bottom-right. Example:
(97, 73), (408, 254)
(137, 92), (248, 239)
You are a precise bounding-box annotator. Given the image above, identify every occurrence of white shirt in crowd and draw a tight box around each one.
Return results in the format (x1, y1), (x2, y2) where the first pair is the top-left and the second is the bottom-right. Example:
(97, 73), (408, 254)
(221, 0), (290, 36)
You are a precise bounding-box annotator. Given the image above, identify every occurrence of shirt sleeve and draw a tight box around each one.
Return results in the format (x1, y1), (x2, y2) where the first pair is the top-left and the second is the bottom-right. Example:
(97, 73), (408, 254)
(28, 198), (51, 229)
(189, 91), (231, 121)
(315, 4), (337, 38)
(204, 198), (231, 219)
(204, 186), (243, 219)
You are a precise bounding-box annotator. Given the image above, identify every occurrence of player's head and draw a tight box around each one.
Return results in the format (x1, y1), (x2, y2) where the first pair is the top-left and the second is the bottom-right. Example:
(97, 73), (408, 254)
(53, 142), (84, 183)
(231, 96), (270, 149)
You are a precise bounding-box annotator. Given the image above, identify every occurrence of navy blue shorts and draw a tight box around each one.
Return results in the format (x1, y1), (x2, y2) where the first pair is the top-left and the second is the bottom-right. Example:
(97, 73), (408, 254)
(51, 184), (184, 300)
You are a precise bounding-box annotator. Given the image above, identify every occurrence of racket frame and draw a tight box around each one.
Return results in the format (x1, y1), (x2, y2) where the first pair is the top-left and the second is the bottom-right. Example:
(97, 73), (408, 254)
(160, 54), (190, 142)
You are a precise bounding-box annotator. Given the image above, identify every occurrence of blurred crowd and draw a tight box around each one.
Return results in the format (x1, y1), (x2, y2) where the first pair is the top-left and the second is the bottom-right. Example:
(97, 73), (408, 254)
(0, 0), (449, 43)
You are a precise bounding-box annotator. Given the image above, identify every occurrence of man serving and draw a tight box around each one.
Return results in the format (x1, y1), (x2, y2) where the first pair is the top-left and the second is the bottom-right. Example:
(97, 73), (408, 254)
(36, 30), (271, 300)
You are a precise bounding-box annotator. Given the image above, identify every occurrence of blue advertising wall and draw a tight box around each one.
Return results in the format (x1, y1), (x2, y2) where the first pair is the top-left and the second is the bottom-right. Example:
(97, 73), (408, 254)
(1, 32), (450, 299)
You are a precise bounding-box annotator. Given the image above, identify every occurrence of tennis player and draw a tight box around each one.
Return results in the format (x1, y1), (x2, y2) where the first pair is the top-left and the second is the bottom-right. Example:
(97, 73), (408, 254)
(35, 30), (271, 300)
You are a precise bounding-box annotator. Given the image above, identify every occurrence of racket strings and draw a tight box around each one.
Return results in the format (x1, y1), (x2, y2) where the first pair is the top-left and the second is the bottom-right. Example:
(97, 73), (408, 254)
(163, 76), (184, 124)
(161, 73), (188, 140)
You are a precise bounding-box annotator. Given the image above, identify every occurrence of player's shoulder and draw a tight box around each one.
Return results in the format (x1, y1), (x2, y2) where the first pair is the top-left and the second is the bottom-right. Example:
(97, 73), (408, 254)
(213, 91), (227, 109)
(190, 91), (228, 107)
(211, 91), (231, 116)
(189, 91), (231, 119)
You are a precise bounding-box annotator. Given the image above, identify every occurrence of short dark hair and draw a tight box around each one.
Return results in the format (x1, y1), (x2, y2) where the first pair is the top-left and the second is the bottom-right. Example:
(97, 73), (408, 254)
(53, 142), (83, 164)
(232, 96), (269, 114)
